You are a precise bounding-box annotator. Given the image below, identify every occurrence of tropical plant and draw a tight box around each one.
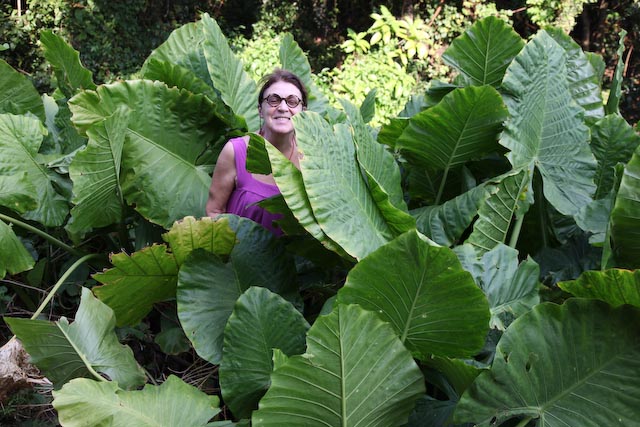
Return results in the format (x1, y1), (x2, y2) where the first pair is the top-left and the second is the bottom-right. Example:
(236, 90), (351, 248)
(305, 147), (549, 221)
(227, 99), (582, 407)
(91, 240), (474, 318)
(1, 12), (640, 427)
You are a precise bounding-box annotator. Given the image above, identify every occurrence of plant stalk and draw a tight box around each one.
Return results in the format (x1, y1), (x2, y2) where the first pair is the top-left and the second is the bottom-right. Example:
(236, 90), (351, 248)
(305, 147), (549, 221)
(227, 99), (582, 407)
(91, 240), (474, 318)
(508, 213), (525, 248)
(435, 167), (450, 206)
(514, 416), (533, 427)
(533, 173), (549, 248)
(0, 212), (85, 258)
(31, 253), (100, 320)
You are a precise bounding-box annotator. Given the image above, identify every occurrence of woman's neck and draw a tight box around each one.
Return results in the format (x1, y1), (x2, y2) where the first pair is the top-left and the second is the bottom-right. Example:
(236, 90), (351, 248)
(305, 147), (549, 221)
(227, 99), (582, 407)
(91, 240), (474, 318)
(260, 129), (295, 153)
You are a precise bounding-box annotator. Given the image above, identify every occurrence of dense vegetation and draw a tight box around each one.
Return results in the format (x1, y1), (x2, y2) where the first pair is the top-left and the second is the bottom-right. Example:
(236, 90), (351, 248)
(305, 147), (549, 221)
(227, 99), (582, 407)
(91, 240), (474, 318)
(1, 2), (639, 426)
(2, 0), (640, 124)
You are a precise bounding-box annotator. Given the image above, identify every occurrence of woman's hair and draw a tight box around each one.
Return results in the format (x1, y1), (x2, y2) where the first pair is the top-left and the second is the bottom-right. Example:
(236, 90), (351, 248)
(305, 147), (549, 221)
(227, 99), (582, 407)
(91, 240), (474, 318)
(258, 68), (308, 108)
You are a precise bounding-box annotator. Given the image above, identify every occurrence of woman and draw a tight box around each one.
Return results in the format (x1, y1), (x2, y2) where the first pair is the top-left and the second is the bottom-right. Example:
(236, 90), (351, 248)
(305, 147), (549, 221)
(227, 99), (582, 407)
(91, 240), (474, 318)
(205, 69), (307, 235)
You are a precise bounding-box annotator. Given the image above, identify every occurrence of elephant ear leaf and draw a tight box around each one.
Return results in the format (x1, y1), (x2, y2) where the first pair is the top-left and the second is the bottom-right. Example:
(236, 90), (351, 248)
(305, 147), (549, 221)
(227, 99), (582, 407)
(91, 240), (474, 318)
(605, 29), (627, 115)
(454, 299), (640, 426)
(545, 27), (604, 124)
(220, 287), (309, 419)
(252, 304), (425, 427)
(66, 106), (128, 237)
(293, 111), (395, 260)
(0, 114), (68, 227)
(53, 376), (220, 427)
(40, 30), (96, 99)
(0, 60), (45, 120)
(443, 16), (524, 87)
(142, 21), (212, 87)
(5, 287), (146, 390)
(467, 169), (531, 254)
(201, 13), (259, 131)
(396, 85), (507, 203)
(340, 99), (415, 235)
(279, 33), (332, 116)
(92, 244), (179, 327)
(338, 230), (490, 359)
(609, 146), (640, 269)
(559, 269), (640, 308)
(499, 30), (596, 217)
(69, 80), (223, 228)
(0, 220), (35, 277)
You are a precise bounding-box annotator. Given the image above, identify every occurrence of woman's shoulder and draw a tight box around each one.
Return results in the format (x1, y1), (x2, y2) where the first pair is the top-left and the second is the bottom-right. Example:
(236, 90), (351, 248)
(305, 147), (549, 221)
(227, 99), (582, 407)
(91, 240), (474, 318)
(227, 135), (251, 145)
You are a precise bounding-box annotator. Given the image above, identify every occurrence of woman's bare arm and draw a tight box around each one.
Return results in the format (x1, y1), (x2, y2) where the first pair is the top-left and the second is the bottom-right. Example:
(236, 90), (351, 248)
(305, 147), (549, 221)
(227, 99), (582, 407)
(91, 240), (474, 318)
(205, 141), (237, 218)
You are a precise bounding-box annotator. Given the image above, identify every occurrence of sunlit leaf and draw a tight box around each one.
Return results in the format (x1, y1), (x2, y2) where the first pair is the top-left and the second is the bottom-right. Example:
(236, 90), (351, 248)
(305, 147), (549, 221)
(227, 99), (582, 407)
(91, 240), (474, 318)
(5, 287), (146, 389)
(53, 376), (219, 427)
(500, 31), (596, 216)
(93, 244), (179, 326)
(252, 304), (425, 426)
(338, 230), (490, 359)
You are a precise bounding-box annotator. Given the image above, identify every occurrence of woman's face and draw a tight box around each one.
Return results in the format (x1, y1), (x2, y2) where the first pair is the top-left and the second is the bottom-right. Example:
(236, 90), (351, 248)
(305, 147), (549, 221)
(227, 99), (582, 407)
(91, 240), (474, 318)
(259, 81), (304, 136)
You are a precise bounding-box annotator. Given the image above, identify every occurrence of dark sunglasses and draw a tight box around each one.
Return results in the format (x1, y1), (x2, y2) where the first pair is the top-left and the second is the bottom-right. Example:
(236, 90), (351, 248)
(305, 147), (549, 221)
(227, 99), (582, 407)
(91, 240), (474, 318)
(262, 93), (303, 108)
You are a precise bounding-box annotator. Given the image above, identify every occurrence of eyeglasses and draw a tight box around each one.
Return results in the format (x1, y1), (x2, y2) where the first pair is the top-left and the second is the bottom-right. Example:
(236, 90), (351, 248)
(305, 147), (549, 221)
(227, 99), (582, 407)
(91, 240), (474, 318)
(262, 93), (303, 108)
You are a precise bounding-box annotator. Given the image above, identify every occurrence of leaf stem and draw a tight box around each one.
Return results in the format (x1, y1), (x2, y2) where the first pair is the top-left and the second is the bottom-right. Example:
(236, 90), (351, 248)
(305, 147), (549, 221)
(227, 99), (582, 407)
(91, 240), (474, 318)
(508, 213), (525, 248)
(514, 416), (534, 427)
(533, 173), (549, 248)
(31, 253), (101, 320)
(435, 167), (450, 205)
(0, 212), (85, 257)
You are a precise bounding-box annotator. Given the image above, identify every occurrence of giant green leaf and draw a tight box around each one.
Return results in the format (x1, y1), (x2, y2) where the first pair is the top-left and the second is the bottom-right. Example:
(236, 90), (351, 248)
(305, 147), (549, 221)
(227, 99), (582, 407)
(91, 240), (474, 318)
(224, 215), (298, 303)
(590, 114), (640, 200)
(202, 14), (260, 131)
(162, 215), (237, 265)
(0, 171), (36, 214)
(66, 106), (127, 237)
(0, 114), (68, 226)
(467, 169), (531, 254)
(252, 304), (425, 426)
(141, 58), (247, 133)
(178, 218), (298, 364)
(396, 86), (506, 205)
(457, 244), (540, 330)
(220, 287), (309, 419)
(293, 111), (394, 260)
(93, 244), (179, 327)
(0, 219), (35, 277)
(499, 31), (596, 217)
(338, 230), (490, 359)
(53, 376), (220, 427)
(177, 249), (242, 365)
(141, 21), (212, 87)
(341, 99), (415, 235)
(278, 33), (332, 115)
(0, 59), (45, 120)
(5, 287), (146, 389)
(40, 30), (96, 99)
(559, 269), (640, 308)
(610, 145), (640, 269)
(411, 184), (489, 246)
(545, 27), (604, 123)
(265, 139), (350, 258)
(442, 16), (524, 87)
(605, 29), (627, 115)
(454, 299), (640, 426)
(69, 80), (225, 228)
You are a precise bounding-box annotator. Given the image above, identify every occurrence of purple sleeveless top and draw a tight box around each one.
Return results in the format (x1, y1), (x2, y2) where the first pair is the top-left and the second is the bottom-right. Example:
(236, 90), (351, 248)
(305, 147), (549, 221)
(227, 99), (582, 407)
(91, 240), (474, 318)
(227, 137), (283, 235)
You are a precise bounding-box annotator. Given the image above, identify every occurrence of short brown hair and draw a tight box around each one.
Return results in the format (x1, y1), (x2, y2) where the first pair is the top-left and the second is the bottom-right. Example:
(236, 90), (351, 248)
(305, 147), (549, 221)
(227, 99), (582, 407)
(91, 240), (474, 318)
(258, 68), (308, 108)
